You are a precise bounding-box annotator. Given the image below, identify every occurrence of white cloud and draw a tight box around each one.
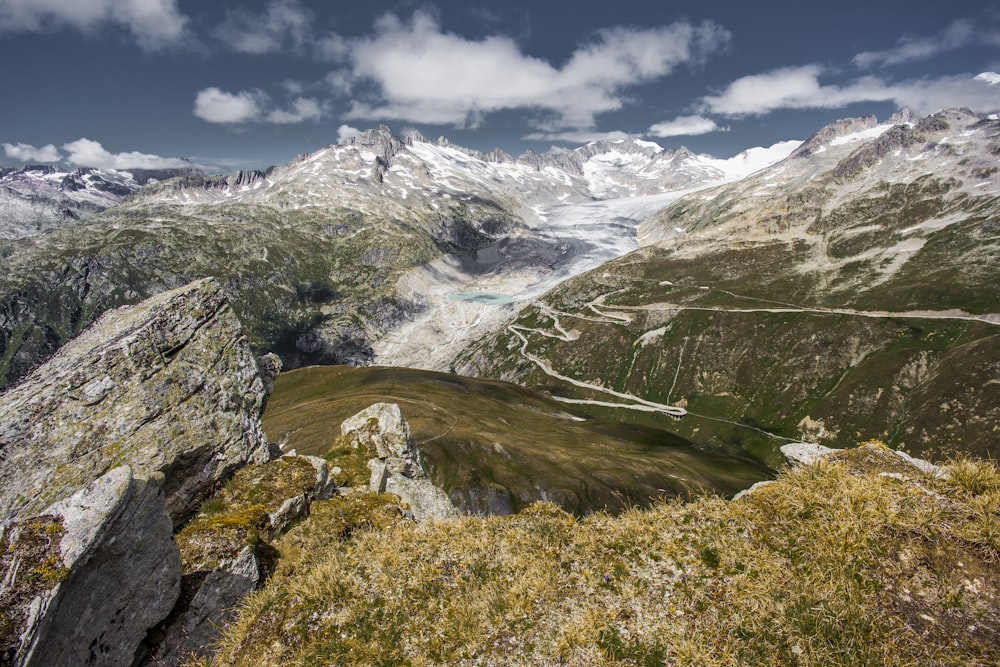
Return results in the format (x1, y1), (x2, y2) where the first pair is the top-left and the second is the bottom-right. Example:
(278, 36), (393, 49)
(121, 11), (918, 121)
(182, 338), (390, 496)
(194, 87), (265, 124)
(61, 138), (190, 169)
(339, 10), (730, 130)
(703, 65), (1000, 117)
(0, 0), (190, 51)
(3, 142), (62, 163)
(853, 19), (991, 68)
(887, 74), (1000, 115)
(266, 98), (325, 124)
(336, 124), (361, 142)
(648, 115), (726, 137)
(976, 71), (1000, 85)
(522, 130), (632, 143)
(214, 0), (313, 54)
(194, 88), (326, 125)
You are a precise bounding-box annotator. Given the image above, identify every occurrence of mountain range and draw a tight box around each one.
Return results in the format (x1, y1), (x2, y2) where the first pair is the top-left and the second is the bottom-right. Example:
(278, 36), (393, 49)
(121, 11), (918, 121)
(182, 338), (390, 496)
(0, 107), (996, 471)
(1, 106), (998, 665)
(0, 124), (797, 390)
(0, 164), (200, 239)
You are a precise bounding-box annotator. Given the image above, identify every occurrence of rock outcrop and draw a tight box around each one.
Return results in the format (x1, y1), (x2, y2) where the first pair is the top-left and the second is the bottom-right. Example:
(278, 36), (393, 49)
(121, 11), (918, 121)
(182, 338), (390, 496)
(341, 403), (459, 522)
(0, 277), (275, 526)
(147, 453), (338, 664)
(781, 440), (941, 477)
(0, 466), (180, 667)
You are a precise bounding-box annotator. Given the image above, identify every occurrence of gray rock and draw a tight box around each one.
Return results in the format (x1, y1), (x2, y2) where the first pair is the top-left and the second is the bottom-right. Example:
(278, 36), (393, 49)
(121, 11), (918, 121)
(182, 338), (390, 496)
(384, 475), (460, 523)
(780, 442), (837, 468)
(152, 546), (260, 665)
(300, 455), (338, 500)
(732, 480), (776, 501)
(268, 495), (310, 536)
(368, 458), (390, 494)
(2, 467), (180, 667)
(0, 278), (277, 526)
(341, 402), (422, 465)
(781, 441), (941, 477)
(894, 449), (942, 477)
(342, 403), (459, 522)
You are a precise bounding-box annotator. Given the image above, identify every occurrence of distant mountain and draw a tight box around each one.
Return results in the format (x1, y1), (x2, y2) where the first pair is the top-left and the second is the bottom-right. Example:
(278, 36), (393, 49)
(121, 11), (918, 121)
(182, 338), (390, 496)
(0, 165), (202, 239)
(0, 125), (793, 389)
(456, 108), (1000, 467)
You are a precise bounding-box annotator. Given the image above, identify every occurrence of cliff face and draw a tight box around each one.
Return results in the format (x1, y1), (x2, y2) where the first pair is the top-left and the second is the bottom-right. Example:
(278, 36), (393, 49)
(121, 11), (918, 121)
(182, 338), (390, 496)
(1, 467), (181, 667)
(0, 278), (279, 666)
(0, 277), (275, 526)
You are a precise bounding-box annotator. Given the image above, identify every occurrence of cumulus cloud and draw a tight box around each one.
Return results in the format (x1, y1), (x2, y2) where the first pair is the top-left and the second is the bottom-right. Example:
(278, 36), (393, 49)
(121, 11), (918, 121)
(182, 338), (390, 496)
(194, 88), (326, 125)
(214, 0), (313, 54)
(521, 129), (632, 143)
(887, 74), (1000, 114)
(853, 19), (996, 69)
(0, 0), (190, 51)
(647, 115), (726, 137)
(338, 10), (730, 130)
(266, 98), (325, 124)
(336, 124), (361, 142)
(61, 138), (190, 169)
(3, 142), (62, 163)
(702, 65), (1000, 116)
(194, 87), (265, 124)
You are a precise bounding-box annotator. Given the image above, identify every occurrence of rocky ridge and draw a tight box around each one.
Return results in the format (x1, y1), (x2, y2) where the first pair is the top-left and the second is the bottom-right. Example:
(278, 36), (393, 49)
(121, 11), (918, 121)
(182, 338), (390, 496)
(0, 277), (274, 524)
(0, 279), (281, 666)
(341, 402), (459, 522)
(0, 165), (200, 239)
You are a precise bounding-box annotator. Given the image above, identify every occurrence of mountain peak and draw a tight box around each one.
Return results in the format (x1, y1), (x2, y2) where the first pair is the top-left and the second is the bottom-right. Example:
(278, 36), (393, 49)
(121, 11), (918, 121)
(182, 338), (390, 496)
(792, 114), (881, 157)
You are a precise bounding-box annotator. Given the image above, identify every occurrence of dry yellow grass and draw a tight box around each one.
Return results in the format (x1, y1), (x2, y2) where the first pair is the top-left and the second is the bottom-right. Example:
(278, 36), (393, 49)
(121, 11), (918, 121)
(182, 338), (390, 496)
(199, 449), (1000, 666)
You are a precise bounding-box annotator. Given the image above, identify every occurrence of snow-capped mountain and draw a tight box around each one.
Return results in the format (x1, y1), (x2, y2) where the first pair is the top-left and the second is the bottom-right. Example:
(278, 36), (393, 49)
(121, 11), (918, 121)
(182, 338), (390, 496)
(0, 165), (201, 239)
(457, 107), (1000, 467)
(140, 125), (798, 222)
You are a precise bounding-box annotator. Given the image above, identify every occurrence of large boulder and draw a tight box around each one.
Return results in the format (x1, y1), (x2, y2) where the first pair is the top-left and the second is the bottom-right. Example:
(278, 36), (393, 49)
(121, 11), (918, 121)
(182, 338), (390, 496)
(0, 277), (276, 526)
(0, 466), (180, 666)
(342, 403), (459, 522)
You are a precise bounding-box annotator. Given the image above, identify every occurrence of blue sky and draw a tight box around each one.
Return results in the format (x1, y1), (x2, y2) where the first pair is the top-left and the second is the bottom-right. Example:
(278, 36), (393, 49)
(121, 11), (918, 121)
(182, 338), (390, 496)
(1, 0), (998, 172)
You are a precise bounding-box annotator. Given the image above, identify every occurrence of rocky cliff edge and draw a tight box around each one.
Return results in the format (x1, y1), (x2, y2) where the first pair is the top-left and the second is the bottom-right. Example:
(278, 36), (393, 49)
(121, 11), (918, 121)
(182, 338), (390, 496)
(0, 277), (278, 526)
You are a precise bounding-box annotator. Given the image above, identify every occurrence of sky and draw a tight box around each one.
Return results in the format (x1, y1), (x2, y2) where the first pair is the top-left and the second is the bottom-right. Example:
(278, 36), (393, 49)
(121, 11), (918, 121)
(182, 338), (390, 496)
(1, 0), (998, 172)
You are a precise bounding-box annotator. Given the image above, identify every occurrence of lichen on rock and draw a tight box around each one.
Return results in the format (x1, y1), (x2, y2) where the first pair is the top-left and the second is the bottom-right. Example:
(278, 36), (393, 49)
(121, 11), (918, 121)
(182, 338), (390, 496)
(0, 277), (277, 526)
(341, 402), (459, 522)
(1, 466), (180, 667)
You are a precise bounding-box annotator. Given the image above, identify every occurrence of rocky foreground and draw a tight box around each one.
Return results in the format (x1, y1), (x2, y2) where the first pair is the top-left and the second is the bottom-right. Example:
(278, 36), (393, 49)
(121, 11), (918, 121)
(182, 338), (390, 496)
(0, 279), (460, 665)
(1, 279), (997, 666)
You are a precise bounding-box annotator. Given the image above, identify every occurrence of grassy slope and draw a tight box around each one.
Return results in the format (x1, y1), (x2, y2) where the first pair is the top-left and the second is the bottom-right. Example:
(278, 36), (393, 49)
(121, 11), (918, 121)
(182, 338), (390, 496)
(262, 365), (771, 515)
(458, 177), (1000, 469)
(205, 448), (1000, 666)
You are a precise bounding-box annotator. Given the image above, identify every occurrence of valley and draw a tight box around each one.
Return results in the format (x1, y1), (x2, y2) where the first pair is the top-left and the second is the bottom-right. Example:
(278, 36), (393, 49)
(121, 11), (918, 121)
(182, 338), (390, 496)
(2, 108), (998, 667)
(1, 110), (997, 475)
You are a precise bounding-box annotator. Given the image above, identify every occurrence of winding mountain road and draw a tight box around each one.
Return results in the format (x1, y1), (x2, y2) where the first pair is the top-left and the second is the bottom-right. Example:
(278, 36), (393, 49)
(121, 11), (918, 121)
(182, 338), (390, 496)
(506, 278), (1000, 430)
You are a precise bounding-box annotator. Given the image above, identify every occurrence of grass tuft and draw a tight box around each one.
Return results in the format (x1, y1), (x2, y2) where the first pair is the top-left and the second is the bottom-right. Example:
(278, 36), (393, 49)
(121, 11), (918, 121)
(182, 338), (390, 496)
(200, 456), (1000, 666)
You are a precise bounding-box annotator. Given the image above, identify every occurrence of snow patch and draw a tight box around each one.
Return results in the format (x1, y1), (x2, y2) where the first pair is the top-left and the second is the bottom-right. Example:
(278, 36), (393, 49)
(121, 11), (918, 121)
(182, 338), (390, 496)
(829, 125), (893, 147)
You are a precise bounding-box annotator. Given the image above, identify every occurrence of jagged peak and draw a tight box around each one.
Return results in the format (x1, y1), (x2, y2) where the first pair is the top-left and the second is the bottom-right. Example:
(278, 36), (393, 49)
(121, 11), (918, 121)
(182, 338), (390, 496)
(226, 170), (269, 189)
(485, 147), (515, 164)
(346, 125), (405, 160)
(887, 107), (917, 126)
(573, 136), (663, 161)
(404, 130), (430, 146)
(792, 114), (881, 157)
